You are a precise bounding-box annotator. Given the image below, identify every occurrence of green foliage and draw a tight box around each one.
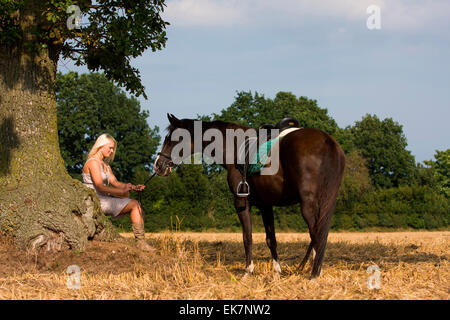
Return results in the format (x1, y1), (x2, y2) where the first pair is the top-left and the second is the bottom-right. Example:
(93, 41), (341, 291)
(56, 71), (160, 182)
(208, 91), (338, 131)
(0, 0), (24, 45)
(333, 185), (450, 230)
(1, 0), (169, 98)
(424, 149), (450, 197)
(350, 114), (416, 188)
(410, 162), (438, 188)
(336, 151), (373, 209)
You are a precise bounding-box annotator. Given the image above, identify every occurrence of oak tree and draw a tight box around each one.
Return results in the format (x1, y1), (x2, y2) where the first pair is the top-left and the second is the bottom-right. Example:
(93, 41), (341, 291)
(0, 0), (168, 250)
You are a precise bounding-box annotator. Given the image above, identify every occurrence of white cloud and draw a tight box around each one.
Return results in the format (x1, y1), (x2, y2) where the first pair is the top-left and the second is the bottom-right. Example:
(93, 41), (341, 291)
(164, 0), (450, 32)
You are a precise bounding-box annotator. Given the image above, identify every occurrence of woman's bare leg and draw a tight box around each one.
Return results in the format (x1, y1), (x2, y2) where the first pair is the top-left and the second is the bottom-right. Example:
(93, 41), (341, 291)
(119, 200), (143, 223)
(130, 201), (144, 224)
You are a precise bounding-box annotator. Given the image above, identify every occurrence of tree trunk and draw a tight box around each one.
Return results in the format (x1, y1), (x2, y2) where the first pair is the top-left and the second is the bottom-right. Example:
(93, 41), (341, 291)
(0, 14), (118, 251)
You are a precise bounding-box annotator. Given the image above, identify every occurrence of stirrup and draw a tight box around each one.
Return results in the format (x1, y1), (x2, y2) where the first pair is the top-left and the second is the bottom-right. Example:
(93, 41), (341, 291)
(236, 181), (250, 197)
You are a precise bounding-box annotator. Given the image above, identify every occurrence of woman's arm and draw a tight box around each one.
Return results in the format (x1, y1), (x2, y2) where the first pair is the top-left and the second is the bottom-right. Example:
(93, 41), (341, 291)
(107, 165), (127, 189)
(107, 165), (145, 193)
(88, 161), (131, 197)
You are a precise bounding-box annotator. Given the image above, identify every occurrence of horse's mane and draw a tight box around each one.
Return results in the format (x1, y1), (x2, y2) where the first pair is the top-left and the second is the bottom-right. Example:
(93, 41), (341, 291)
(166, 119), (250, 135)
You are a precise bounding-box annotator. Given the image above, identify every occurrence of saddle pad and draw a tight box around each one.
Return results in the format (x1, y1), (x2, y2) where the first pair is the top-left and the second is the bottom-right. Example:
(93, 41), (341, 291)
(247, 127), (300, 173)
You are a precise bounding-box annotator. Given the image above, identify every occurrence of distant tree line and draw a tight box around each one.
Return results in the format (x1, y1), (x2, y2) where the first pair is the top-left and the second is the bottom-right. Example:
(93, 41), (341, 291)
(57, 73), (450, 232)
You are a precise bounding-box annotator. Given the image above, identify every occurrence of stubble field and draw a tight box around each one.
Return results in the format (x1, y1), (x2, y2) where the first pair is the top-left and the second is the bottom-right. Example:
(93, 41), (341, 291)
(0, 231), (448, 300)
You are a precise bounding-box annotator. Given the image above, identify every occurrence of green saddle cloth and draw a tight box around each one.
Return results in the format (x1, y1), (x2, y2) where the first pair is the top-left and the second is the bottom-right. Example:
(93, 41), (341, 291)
(247, 137), (280, 173)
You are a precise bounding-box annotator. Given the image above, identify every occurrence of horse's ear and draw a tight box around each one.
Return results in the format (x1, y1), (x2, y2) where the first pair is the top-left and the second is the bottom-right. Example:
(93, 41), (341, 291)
(167, 113), (181, 127)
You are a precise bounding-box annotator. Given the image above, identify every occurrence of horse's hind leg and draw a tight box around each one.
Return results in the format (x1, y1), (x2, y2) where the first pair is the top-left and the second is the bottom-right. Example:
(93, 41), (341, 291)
(301, 194), (335, 279)
(259, 205), (281, 275)
(310, 206), (333, 279)
(298, 195), (317, 273)
(298, 242), (313, 271)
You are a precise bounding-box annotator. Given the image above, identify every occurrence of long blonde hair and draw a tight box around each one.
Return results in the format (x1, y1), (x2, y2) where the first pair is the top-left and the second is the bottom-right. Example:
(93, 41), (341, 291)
(87, 133), (117, 162)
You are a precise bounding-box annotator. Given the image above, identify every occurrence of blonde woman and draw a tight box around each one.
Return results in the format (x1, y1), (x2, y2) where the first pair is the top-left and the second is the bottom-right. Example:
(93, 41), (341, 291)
(82, 133), (155, 252)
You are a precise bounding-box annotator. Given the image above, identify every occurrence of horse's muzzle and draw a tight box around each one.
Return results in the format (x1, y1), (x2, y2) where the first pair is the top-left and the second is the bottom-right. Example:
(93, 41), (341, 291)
(154, 153), (175, 176)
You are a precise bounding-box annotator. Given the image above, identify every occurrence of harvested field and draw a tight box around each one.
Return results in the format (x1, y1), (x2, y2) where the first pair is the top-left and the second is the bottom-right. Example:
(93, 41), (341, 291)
(0, 231), (448, 300)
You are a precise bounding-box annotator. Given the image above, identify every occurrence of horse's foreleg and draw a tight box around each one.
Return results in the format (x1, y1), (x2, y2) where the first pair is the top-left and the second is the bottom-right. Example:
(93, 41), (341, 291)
(236, 198), (253, 275)
(260, 205), (281, 275)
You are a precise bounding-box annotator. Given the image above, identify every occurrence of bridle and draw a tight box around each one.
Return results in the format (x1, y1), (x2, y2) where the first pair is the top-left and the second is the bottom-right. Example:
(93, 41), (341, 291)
(157, 151), (173, 162)
(157, 151), (177, 169)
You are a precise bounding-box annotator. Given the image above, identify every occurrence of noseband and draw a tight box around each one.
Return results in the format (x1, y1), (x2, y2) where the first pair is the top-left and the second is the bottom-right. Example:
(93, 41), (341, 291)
(157, 152), (177, 168)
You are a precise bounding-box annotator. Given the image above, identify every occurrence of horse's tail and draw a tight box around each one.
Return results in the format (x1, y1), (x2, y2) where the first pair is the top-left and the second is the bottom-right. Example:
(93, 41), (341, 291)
(311, 138), (346, 277)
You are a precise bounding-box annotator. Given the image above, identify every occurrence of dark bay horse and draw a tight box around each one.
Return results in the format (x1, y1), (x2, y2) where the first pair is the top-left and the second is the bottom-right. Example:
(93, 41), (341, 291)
(154, 114), (345, 278)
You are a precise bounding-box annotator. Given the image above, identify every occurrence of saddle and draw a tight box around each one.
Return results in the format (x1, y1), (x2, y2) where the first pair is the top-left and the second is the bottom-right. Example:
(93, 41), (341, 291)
(235, 117), (300, 197)
(259, 117), (300, 139)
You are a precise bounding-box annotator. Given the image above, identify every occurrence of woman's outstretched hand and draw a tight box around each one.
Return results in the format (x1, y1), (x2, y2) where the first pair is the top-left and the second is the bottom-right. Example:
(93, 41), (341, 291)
(121, 183), (145, 193)
(132, 184), (145, 191)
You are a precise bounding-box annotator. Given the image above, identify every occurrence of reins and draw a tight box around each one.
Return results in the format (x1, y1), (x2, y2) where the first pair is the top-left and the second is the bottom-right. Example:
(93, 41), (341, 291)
(136, 151), (175, 214)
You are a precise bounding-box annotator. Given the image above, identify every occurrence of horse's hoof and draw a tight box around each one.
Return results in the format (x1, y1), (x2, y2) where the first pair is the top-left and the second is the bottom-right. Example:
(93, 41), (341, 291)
(242, 261), (255, 279)
(245, 261), (255, 274)
(309, 269), (322, 280)
(272, 259), (282, 274)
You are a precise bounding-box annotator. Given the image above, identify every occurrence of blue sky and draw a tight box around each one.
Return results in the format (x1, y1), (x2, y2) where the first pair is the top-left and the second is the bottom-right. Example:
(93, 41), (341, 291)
(60, 0), (450, 163)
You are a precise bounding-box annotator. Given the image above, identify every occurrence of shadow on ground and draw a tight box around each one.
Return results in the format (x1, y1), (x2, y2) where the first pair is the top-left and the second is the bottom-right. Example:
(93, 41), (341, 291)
(0, 235), (446, 277)
(191, 239), (448, 275)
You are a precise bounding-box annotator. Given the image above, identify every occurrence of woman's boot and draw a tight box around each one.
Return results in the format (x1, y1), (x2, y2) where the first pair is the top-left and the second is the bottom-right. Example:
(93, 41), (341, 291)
(132, 222), (156, 253)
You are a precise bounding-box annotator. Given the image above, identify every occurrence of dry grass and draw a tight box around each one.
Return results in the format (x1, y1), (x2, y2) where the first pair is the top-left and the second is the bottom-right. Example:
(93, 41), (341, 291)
(0, 231), (448, 300)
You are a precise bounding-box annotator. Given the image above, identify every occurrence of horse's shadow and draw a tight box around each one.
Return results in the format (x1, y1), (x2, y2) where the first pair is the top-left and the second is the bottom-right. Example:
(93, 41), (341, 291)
(191, 239), (447, 275)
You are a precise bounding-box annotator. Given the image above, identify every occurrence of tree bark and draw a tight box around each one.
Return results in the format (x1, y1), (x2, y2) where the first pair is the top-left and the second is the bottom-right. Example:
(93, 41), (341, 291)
(0, 5), (118, 251)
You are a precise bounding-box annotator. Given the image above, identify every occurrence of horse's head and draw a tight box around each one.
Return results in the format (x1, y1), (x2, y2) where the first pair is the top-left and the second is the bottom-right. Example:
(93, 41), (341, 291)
(153, 113), (190, 176)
